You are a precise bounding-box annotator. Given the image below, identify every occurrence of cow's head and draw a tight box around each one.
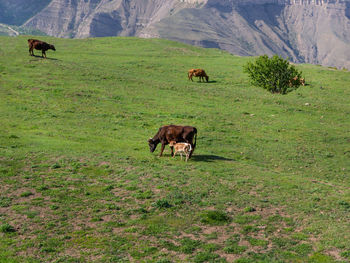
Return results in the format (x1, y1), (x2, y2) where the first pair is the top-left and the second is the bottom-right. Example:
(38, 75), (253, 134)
(50, 45), (56, 51)
(148, 138), (157, 153)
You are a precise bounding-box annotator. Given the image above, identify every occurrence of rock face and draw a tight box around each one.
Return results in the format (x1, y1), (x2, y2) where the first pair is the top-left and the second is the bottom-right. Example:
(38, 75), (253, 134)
(1, 0), (350, 68)
(0, 0), (51, 25)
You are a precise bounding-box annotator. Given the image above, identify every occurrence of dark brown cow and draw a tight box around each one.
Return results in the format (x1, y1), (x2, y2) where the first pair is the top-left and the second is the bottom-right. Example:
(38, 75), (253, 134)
(28, 39), (56, 58)
(148, 125), (197, 158)
(188, 68), (209, 82)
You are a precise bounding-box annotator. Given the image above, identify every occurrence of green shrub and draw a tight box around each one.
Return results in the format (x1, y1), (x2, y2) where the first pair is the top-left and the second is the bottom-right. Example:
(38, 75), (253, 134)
(246, 237), (269, 248)
(341, 250), (350, 258)
(244, 55), (303, 94)
(152, 199), (172, 209)
(193, 252), (221, 262)
(0, 197), (11, 207)
(200, 210), (230, 225)
(0, 223), (16, 233)
(179, 237), (201, 254)
(51, 163), (61, 169)
(243, 206), (256, 213)
(20, 191), (33, 197)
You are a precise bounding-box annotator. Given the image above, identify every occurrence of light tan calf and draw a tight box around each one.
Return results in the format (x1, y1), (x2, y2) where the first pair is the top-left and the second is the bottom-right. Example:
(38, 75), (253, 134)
(169, 141), (192, 162)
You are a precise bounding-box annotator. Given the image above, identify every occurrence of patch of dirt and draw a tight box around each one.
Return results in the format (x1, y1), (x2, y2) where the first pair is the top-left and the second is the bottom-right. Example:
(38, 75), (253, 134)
(326, 249), (343, 261)
(310, 179), (350, 191)
(98, 161), (110, 167)
(59, 247), (82, 259)
(220, 253), (241, 262)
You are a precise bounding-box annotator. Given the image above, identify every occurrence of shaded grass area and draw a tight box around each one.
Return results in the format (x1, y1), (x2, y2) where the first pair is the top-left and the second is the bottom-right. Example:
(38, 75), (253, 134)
(0, 36), (349, 262)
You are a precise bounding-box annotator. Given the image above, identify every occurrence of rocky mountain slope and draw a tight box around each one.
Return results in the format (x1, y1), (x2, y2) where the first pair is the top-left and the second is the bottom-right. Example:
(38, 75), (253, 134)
(1, 0), (350, 68)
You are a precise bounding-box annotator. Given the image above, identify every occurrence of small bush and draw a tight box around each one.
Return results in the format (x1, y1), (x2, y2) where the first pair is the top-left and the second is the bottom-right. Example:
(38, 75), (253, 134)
(341, 250), (350, 258)
(223, 235), (247, 254)
(243, 207), (256, 213)
(193, 252), (221, 262)
(152, 199), (172, 209)
(51, 163), (61, 169)
(244, 55), (303, 94)
(246, 237), (269, 248)
(0, 197), (12, 207)
(103, 185), (114, 191)
(179, 237), (201, 254)
(20, 191), (33, 197)
(200, 210), (230, 225)
(155, 259), (173, 263)
(0, 223), (16, 233)
(338, 200), (350, 210)
(292, 243), (313, 256)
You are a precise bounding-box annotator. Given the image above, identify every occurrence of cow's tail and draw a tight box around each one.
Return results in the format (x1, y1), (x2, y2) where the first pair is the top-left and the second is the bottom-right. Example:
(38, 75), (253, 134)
(193, 128), (197, 151)
(189, 129), (197, 159)
(193, 130), (197, 150)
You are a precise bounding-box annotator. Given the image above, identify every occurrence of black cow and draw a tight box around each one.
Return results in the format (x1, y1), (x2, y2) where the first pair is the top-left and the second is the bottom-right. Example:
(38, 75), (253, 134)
(28, 39), (56, 58)
(148, 125), (197, 158)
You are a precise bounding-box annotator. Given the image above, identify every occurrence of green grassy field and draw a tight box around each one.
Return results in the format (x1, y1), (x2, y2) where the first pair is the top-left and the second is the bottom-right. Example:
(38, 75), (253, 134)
(0, 36), (349, 263)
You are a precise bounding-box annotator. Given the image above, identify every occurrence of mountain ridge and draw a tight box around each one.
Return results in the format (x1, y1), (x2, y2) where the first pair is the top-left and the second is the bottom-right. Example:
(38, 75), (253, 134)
(1, 0), (350, 68)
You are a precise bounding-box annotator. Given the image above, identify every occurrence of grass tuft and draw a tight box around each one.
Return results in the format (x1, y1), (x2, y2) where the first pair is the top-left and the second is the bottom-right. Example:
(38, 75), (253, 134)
(200, 210), (230, 225)
(0, 223), (16, 233)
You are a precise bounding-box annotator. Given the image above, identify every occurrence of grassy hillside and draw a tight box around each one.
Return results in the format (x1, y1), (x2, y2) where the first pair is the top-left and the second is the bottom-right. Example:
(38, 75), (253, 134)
(0, 36), (349, 263)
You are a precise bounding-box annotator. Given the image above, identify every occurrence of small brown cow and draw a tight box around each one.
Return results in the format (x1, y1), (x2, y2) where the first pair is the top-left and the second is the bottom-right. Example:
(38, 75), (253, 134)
(289, 76), (305, 87)
(188, 68), (209, 82)
(28, 39), (56, 58)
(169, 141), (192, 162)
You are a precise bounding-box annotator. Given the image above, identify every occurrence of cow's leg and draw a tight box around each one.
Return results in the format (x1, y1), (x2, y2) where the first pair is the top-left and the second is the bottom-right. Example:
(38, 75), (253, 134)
(171, 146), (174, 157)
(159, 143), (165, 157)
(173, 150), (177, 158)
(180, 153), (183, 161)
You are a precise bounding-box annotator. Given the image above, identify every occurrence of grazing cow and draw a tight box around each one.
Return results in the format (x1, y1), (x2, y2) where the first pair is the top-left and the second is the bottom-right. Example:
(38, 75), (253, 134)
(169, 141), (192, 162)
(188, 68), (209, 82)
(148, 125), (197, 158)
(188, 69), (197, 80)
(289, 76), (305, 87)
(28, 39), (56, 58)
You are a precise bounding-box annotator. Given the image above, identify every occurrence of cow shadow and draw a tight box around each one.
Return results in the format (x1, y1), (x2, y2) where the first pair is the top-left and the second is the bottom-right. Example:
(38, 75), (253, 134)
(191, 154), (234, 162)
(31, 55), (58, 61)
(196, 80), (217, 83)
